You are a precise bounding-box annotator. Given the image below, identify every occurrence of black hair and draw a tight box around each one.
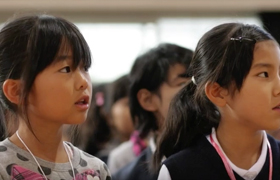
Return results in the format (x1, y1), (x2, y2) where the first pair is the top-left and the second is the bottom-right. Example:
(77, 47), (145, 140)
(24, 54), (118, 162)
(75, 83), (111, 156)
(75, 75), (131, 156)
(0, 108), (6, 140)
(129, 43), (193, 139)
(153, 23), (275, 170)
(111, 75), (130, 104)
(0, 14), (91, 137)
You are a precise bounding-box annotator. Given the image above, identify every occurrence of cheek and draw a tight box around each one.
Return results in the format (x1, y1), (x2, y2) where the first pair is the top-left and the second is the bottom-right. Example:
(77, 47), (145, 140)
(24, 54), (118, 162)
(230, 88), (270, 121)
(112, 104), (127, 122)
(164, 88), (182, 108)
(30, 79), (71, 111)
(160, 95), (175, 119)
(158, 86), (184, 118)
(111, 105), (133, 133)
(241, 85), (270, 107)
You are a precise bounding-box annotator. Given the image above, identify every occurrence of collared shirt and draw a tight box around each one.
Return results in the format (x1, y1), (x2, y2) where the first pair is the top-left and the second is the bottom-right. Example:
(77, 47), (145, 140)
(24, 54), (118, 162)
(158, 128), (267, 180)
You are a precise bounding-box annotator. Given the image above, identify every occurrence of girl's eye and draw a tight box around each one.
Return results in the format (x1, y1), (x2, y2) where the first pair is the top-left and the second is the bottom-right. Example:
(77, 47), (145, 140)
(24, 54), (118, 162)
(60, 66), (71, 73)
(177, 79), (191, 87)
(178, 82), (187, 86)
(258, 72), (269, 78)
(84, 66), (89, 72)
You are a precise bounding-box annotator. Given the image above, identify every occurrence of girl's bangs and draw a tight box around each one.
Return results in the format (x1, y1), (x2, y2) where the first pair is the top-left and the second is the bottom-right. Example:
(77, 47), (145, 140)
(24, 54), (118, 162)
(60, 21), (91, 70)
(36, 16), (91, 71)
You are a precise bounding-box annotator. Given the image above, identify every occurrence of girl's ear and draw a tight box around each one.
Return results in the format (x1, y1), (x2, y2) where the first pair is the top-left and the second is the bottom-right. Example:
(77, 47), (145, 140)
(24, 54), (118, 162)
(3, 79), (21, 105)
(205, 82), (228, 107)
(137, 88), (158, 112)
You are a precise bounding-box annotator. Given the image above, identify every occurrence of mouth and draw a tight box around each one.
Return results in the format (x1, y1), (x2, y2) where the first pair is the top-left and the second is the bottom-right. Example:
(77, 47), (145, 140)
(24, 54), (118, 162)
(75, 96), (90, 105)
(273, 105), (280, 110)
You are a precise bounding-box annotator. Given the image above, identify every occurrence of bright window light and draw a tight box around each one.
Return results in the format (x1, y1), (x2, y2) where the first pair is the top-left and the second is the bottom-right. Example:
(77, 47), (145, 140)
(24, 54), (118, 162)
(77, 16), (261, 83)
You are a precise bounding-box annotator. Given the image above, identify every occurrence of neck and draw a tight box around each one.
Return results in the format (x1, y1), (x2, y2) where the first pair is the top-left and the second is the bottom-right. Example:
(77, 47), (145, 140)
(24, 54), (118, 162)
(10, 120), (69, 163)
(216, 121), (264, 169)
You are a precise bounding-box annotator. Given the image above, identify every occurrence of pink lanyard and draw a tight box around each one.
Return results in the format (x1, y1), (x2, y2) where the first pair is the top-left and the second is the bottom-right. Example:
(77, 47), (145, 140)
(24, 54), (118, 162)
(209, 134), (273, 180)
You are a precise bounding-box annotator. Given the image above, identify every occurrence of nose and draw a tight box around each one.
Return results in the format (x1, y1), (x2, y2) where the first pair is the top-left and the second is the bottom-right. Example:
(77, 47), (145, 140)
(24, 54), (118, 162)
(273, 75), (280, 96)
(75, 68), (90, 90)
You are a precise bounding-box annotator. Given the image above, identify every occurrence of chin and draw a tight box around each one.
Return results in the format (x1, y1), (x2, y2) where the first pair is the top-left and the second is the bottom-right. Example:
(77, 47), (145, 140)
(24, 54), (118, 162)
(72, 120), (87, 125)
(64, 118), (86, 125)
(264, 124), (280, 131)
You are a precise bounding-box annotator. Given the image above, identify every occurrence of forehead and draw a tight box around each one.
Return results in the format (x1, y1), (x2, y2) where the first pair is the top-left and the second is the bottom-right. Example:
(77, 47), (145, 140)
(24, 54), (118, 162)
(165, 63), (187, 84)
(253, 40), (280, 65)
(166, 63), (187, 80)
(57, 41), (73, 55)
(52, 42), (73, 63)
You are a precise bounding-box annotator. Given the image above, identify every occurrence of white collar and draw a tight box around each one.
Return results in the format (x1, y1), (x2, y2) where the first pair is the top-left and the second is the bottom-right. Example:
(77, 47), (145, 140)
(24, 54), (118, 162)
(149, 136), (156, 153)
(206, 128), (267, 180)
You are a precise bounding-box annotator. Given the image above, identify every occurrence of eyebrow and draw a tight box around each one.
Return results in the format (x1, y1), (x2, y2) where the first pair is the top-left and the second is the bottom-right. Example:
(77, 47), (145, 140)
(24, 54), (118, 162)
(252, 63), (273, 69)
(170, 73), (190, 83)
(56, 55), (72, 61)
(178, 73), (190, 78)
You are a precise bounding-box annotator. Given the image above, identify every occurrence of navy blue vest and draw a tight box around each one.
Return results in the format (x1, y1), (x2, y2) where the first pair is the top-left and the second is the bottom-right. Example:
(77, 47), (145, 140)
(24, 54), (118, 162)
(163, 134), (280, 180)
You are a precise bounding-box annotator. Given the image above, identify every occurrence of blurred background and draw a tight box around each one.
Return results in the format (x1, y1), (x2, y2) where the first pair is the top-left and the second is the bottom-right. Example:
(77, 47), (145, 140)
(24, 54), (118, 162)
(2, 0), (280, 169)
(0, 0), (279, 84)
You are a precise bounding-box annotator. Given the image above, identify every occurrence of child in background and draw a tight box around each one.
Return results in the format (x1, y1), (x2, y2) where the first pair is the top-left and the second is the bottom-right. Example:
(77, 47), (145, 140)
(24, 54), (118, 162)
(107, 74), (145, 174)
(155, 23), (280, 180)
(0, 14), (110, 180)
(74, 83), (113, 161)
(110, 75), (134, 142)
(113, 43), (193, 180)
(77, 75), (134, 164)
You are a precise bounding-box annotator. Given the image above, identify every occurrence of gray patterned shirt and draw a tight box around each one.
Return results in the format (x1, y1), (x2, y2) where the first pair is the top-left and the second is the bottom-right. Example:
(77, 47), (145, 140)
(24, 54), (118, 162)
(0, 138), (111, 180)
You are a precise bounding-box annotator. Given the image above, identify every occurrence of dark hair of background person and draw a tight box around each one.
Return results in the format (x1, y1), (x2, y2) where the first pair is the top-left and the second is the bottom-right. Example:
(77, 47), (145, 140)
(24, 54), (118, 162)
(153, 23), (275, 170)
(0, 14), (91, 139)
(0, 108), (6, 140)
(73, 75), (131, 157)
(259, 12), (280, 44)
(111, 75), (130, 105)
(129, 43), (193, 139)
(72, 83), (111, 156)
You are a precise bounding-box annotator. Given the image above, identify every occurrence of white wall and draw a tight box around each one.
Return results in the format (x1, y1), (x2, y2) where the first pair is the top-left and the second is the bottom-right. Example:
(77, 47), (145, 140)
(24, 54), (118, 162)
(77, 16), (262, 83)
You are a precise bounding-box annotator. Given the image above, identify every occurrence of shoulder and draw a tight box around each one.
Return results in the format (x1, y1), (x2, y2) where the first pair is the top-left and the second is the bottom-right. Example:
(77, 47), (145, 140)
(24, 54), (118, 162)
(164, 136), (211, 167)
(163, 147), (199, 170)
(0, 138), (19, 163)
(107, 141), (135, 173)
(163, 135), (226, 178)
(113, 147), (155, 180)
(0, 138), (13, 150)
(267, 133), (280, 149)
(68, 142), (112, 180)
(0, 139), (33, 179)
(267, 134), (280, 161)
(0, 162), (8, 179)
(109, 141), (134, 159)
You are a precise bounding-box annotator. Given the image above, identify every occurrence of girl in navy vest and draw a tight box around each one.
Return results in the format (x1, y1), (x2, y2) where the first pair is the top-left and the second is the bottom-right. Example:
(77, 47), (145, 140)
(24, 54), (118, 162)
(154, 23), (280, 180)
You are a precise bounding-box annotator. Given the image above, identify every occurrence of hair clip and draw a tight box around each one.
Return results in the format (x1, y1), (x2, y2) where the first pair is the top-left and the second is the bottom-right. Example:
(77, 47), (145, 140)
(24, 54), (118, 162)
(191, 76), (197, 85)
(95, 92), (104, 106)
(230, 37), (256, 43)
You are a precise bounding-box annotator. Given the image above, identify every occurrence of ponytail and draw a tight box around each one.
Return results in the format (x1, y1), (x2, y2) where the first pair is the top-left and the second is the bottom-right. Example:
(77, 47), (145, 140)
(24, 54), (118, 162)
(153, 80), (219, 171)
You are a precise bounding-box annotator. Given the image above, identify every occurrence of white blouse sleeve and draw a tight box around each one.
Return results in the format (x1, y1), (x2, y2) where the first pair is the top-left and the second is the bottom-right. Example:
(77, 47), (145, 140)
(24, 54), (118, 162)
(157, 164), (172, 180)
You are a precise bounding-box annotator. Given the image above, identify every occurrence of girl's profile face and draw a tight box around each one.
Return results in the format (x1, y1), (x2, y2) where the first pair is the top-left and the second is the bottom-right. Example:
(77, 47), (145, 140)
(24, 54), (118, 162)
(26, 44), (92, 126)
(223, 40), (280, 131)
(111, 97), (134, 140)
(154, 63), (189, 127)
